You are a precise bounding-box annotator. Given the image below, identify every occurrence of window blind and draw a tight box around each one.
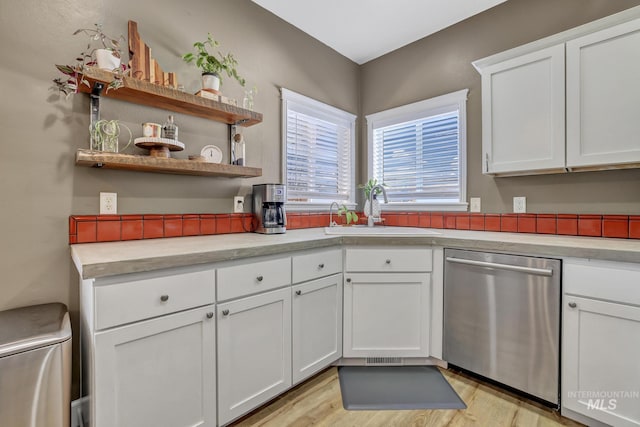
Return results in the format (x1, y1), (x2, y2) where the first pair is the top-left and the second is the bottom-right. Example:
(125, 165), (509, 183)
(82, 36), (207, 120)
(283, 90), (354, 204)
(372, 110), (461, 203)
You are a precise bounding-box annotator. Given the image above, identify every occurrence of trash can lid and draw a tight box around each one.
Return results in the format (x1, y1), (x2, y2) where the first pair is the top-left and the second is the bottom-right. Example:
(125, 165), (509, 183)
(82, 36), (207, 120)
(0, 303), (71, 358)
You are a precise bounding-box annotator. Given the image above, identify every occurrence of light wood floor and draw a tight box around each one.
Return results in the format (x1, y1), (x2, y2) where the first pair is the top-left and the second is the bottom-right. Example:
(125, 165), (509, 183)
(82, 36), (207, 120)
(232, 367), (583, 427)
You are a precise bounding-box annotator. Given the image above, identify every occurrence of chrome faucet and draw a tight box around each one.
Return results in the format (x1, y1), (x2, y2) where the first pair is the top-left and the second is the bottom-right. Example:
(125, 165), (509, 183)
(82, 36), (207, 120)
(367, 184), (388, 227)
(329, 201), (340, 227)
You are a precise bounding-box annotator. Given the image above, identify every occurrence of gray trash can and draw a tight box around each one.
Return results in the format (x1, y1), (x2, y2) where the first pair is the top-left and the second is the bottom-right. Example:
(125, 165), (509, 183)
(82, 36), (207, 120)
(0, 303), (71, 427)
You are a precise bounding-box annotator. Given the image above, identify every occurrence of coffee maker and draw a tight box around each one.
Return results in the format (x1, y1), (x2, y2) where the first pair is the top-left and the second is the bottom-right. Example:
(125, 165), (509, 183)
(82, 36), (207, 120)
(252, 184), (287, 234)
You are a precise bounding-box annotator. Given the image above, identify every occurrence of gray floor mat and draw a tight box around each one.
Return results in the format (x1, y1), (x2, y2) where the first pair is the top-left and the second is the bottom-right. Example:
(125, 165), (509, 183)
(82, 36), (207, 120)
(338, 366), (467, 410)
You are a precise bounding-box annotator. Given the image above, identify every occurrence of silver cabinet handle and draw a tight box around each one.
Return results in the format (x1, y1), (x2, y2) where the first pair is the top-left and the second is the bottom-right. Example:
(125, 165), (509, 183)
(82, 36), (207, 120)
(256, 275), (264, 282)
(222, 309), (230, 316)
(295, 290), (302, 296)
(445, 257), (554, 277)
(568, 302), (577, 308)
(346, 278), (351, 283)
(318, 263), (325, 269)
(206, 312), (214, 319)
(385, 259), (391, 264)
(160, 295), (169, 302)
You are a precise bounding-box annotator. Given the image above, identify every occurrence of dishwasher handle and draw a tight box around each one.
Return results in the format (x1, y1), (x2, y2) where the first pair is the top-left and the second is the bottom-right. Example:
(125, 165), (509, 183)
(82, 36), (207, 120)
(445, 257), (554, 277)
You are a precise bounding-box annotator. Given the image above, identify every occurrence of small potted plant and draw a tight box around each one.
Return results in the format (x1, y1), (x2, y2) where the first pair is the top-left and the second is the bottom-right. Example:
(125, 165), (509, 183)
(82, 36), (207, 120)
(53, 24), (128, 98)
(338, 205), (359, 226)
(90, 119), (132, 153)
(182, 33), (246, 92)
(359, 178), (387, 218)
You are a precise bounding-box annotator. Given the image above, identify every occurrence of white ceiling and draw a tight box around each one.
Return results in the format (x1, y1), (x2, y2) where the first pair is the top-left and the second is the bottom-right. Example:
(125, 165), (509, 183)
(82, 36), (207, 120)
(251, 0), (509, 64)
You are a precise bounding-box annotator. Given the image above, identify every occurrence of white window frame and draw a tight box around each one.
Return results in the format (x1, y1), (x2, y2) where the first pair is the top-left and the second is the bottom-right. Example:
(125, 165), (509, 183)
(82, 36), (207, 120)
(281, 88), (357, 211)
(366, 89), (469, 212)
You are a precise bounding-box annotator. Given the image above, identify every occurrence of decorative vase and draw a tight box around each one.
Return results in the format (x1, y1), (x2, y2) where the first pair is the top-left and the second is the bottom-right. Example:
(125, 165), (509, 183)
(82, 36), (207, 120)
(95, 49), (121, 71)
(202, 73), (221, 92)
(90, 120), (132, 153)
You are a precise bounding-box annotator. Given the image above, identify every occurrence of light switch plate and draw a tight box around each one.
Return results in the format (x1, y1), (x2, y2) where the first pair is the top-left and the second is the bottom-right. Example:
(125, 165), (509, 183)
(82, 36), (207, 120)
(470, 197), (481, 212)
(513, 196), (526, 213)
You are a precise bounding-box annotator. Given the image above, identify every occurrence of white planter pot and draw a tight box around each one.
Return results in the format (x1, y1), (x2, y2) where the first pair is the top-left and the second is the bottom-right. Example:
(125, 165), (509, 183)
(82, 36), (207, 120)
(364, 198), (380, 218)
(202, 73), (221, 91)
(95, 49), (121, 71)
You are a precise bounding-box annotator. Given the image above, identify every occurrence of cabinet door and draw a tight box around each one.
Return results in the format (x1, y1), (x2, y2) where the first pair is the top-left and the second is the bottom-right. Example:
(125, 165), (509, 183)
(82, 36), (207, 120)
(93, 305), (216, 427)
(481, 44), (565, 175)
(217, 288), (292, 425)
(292, 274), (343, 384)
(567, 18), (640, 169)
(563, 296), (640, 426)
(343, 273), (431, 358)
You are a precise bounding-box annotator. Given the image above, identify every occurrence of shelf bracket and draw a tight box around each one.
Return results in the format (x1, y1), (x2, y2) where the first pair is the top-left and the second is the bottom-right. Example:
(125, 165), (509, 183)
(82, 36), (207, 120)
(229, 119), (249, 164)
(89, 82), (105, 150)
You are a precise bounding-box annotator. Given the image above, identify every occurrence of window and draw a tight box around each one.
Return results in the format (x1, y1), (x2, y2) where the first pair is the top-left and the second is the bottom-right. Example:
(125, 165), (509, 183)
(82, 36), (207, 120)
(366, 89), (468, 211)
(282, 88), (356, 210)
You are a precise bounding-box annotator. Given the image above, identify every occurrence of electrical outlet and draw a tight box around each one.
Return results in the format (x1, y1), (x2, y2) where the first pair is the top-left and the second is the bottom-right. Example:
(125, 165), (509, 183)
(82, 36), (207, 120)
(513, 196), (526, 213)
(470, 197), (481, 213)
(100, 192), (117, 215)
(233, 196), (244, 213)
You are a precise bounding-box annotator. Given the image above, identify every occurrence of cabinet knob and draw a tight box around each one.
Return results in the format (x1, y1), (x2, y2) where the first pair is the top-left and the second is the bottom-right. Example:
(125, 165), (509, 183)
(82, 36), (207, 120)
(222, 309), (230, 316)
(346, 278), (351, 283)
(295, 290), (302, 296)
(318, 263), (325, 269)
(160, 295), (169, 302)
(206, 312), (214, 319)
(568, 302), (577, 308)
(256, 275), (264, 282)
(385, 259), (391, 264)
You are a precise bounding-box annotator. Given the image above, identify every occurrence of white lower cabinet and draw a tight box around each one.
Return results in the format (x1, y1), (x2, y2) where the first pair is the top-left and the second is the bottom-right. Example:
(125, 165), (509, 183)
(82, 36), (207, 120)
(94, 305), (216, 427)
(343, 272), (431, 358)
(217, 287), (292, 426)
(563, 259), (640, 427)
(292, 274), (343, 384)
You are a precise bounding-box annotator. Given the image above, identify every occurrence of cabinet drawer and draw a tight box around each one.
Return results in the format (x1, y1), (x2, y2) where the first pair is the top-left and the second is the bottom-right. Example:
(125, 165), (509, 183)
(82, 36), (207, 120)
(217, 257), (291, 301)
(292, 248), (342, 283)
(94, 268), (215, 330)
(564, 259), (640, 306)
(346, 248), (432, 272)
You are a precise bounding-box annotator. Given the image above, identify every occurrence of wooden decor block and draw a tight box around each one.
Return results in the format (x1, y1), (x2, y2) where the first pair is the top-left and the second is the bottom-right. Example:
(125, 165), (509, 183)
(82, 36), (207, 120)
(128, 20), (176, 88)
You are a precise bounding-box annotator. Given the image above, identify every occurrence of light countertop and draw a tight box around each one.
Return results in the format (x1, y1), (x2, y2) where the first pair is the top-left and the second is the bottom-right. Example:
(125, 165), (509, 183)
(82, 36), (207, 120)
(71, 228), (640, 279)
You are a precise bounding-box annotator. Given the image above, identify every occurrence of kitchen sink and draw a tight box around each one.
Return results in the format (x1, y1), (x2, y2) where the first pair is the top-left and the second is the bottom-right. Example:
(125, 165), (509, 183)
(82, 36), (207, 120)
(323, 226), (440, 236)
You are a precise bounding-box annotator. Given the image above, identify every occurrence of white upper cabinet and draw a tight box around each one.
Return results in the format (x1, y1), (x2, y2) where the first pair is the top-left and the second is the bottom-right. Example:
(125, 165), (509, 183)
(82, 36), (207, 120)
(475, 7), (640, 176)
(566, 17), (640, 169)
(481, 45), (566, 175)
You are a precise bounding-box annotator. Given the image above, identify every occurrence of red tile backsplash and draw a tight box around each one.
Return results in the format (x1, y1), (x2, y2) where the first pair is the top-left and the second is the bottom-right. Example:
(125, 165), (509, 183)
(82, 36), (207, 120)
(484, 214), (500, 232)
(578, 215), (602, 237)
(517, 214), (536, 234)
(536, 214), (556, 235)
(501, 214), (518, 233)
(602, 215), (628, 239)
(69, 211), (640, 244)
(557, 214), (578, 236)
(455, 214), (470, 230)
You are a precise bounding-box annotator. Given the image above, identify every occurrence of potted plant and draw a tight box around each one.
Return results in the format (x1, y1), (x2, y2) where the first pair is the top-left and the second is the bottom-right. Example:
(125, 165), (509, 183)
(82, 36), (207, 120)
(338, 204), (359, 226)
(53, 24), (128, 98)
(182, 33), (246, 92)
(90, 119), (132, 153)
(359, 178), (387, 217)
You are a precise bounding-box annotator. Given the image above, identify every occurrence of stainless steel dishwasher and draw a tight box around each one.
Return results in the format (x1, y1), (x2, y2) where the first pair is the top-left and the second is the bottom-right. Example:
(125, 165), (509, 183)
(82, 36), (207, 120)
(444, 249), (561, 407)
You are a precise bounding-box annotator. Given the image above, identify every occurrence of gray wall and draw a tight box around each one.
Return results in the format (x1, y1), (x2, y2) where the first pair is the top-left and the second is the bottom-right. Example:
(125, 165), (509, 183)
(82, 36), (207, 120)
(361, 0), (640, 214)
(0, 0), (358, 396)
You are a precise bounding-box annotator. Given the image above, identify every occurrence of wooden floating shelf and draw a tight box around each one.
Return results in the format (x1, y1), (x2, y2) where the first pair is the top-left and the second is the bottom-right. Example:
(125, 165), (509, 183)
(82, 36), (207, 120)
(78, 67), (263, 126)
(76, 149), (262, 178)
